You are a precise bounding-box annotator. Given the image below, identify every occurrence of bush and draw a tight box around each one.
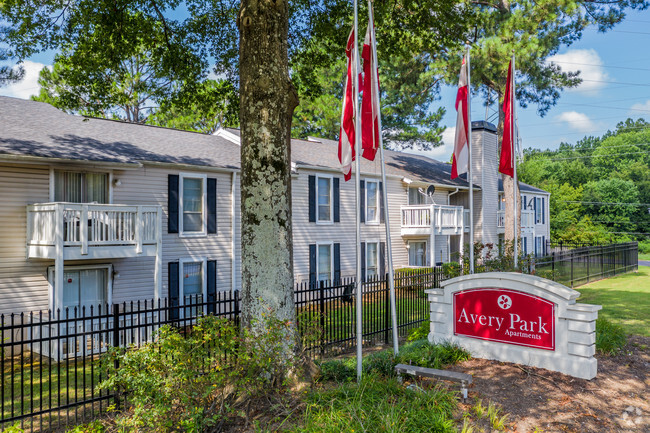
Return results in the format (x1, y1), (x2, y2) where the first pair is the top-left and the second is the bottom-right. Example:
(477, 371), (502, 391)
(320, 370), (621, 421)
(638, 240), (650, 254)
(407, 321), (430, 342)
(317, 339), (470, 382)
(99, 314), (298, 432)
(442, 262), (461, 278)
(596, 317), (627, 354)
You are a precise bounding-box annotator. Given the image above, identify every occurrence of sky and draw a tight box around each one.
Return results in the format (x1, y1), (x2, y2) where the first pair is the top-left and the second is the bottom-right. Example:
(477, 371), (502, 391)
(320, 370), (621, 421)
(1, 8), (649, 163)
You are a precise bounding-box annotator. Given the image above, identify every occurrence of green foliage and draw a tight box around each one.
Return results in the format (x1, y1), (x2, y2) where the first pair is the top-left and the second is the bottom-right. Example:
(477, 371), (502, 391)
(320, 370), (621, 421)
(595, 317), (627, 354)
(317, 339), (470, 383)
(294, 376), (457, 433)
(442, 262), (461, 278)
(638, 240), (650, 254)
(2, 423), (24, 433)
(519, 118), (650, 244)
(407, 321), (430, 342)
(98, 314), (297, 432)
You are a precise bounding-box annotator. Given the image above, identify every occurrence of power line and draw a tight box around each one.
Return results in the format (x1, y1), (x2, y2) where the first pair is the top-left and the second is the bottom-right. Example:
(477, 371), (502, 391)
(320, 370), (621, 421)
(562, 201), (650, 206)
(550, 60), (650, 72)
(544, 150), (650, 160)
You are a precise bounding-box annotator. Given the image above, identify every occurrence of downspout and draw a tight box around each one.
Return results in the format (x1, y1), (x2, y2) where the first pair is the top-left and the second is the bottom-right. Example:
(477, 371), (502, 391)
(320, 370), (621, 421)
(448, 188), (460, 262)
(231, 172), (237, 293)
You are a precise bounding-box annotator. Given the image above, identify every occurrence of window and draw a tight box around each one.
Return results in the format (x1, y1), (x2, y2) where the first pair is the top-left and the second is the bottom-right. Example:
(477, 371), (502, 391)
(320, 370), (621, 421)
(535, 197), (543, 224)
(523, 236), (528, 254)
(408, 187), (425, 205)
(181, 260), (206, 316)
(366, 242), (379, 277)
(54, 171), (108, 203)
(535, 236), (545, 257)
(180, 174), (206, 234)
(317, 244), (332, 281)
(366, 181), (379, 223)
(498, 194), (506, 211)
(317, 176), (332, 223)
(408, 241), (428, 267)
(48, 265), (112, 312)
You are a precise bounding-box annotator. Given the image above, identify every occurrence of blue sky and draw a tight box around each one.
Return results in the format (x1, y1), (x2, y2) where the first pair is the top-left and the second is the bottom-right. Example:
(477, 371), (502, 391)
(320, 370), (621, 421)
(1, 8), (649, 163)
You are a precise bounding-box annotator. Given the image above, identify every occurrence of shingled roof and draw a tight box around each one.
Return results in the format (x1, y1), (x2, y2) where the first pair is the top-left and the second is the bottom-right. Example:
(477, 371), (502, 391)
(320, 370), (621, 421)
(0, 96), (478, 190)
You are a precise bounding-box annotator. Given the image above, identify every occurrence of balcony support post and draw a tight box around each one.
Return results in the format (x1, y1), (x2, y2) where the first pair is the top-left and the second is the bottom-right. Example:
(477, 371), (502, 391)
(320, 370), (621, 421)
(154, 207), (163, 301)
(54, 205), (64, 312)
(136, 206), (143, 254)
(80, 204), (89, 255)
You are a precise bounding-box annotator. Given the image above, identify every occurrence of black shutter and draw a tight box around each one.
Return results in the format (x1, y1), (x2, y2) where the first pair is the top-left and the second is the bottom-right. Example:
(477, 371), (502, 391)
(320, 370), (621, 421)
(308, 175), (316, 222)
(207, 178), (217, 234)
(168, 175), (179, 233)
(168, 262), (180, 320)
(333, 178), (340, 223)
(361, 242), (366, 282)
(334, 243), (341, 283)
(379, 182), (385, 223)
(542, 197), (545, 224)
(207, 260), (217, 314)
(360, 180), (366, 223)
(309, 244), (317, 288)
(534, 197), (537, 223)
(380, 242), (386, 278)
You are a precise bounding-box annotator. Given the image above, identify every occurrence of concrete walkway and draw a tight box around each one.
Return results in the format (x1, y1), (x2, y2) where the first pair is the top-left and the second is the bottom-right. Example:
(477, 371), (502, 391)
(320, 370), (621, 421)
(639, 260), (650, 267)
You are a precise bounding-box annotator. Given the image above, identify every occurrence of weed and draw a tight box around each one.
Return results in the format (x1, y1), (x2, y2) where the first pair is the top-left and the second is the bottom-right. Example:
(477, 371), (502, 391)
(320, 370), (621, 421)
(487, 402), (508, 431)
(407, 321), (430, 342)
(472, 399), (486, 419)
(459, 418), (475, 433)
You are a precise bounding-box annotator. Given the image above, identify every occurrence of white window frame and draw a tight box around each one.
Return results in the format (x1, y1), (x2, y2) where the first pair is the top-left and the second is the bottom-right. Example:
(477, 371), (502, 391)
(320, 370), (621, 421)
(365, 180), (380, 224)
(49, 168), (113, 203)
(365, 240), (380, 278)
(498, 194), (506, 211)
(535, 236), (544, 257)
(315, 174), (333, 225)
(179, 257), (208, 306)
(535, 197), (543, 224)
(48, 264), (113, 313)
(179, 172), (208, 237)
(316, 242), (334, 282)
(407, 240), (428, 267)
(408, 187), (425, 205)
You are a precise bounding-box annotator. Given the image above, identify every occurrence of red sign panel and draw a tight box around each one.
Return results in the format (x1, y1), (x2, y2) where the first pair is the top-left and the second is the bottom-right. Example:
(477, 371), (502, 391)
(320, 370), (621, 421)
(453, 288), (555, 351)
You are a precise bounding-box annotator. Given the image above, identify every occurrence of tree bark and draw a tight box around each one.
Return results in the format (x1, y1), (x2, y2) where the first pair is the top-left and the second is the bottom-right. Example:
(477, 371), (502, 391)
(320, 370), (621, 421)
(238, 0), (298, 335)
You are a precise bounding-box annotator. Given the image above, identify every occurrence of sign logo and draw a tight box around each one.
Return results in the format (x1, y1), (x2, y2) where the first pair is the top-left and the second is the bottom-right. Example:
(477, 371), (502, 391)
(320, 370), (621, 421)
(453, 288), (555, 351)
(497, 295), (512, 310)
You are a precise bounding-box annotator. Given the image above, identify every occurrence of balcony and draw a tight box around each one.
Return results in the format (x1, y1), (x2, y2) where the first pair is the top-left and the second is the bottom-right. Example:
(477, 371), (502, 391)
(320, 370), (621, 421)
(400, 205), (469, 236)
(497, 210), (535, 233)
(27, 203), (162, 260)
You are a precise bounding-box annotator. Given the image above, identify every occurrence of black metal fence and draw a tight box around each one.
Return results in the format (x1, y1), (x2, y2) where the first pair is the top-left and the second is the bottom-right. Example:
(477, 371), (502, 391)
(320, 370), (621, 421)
(1, 268), (442, 431)
(533, 242), (638, 287)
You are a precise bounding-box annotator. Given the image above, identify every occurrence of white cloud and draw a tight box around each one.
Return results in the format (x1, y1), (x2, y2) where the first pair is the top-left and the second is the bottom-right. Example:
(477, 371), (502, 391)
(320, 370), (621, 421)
(547, 49), (608, 95)
(629, 100), (650, 115)
(403, 126), (455, 163)
(555, 111), (597, 132)
(0, 60), (50, 100)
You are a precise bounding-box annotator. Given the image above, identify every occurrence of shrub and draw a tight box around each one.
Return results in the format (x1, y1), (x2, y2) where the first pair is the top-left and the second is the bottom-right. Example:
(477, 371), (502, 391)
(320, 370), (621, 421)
(99, 314), (298, 432)
(407, 321), (430, 342)
(442, 262), (461, 278)
(638, 240), (650, 254)
(396, 340), (470, 370)
(596, 317), (627, 354)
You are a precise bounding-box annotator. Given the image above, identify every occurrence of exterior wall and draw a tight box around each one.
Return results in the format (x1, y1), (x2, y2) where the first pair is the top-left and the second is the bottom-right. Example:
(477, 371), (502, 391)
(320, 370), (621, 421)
(477, 128), (499, 246)
(0, 162), (238, 314)
(0, 163), (51, 314)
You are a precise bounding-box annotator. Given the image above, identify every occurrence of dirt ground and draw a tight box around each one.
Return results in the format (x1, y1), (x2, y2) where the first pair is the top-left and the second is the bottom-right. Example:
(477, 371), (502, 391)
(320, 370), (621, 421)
(448, 335), (650, 433)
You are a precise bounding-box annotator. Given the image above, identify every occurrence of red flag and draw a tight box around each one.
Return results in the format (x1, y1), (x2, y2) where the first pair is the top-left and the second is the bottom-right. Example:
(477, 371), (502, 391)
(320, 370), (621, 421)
(499, 60), (514, 177)
(361, 11), (380, 161)
(451, 56), (469, 179)
(339, 28), (356, 181)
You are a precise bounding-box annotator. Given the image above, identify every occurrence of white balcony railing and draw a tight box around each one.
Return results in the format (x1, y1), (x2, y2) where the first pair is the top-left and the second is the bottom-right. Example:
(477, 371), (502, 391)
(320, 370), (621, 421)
(27, 203), (162, 259)
(497, 209), (535, 229)
(400, 204), (468, 236)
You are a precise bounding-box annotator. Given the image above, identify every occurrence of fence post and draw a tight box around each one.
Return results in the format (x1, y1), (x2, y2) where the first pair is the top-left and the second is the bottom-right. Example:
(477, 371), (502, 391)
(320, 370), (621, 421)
(601, 245), (604, 278)
(587, 248), (590, 283)
(112, 304), (120, 409)
(613, 243), (617, 275)
(319, 281), (325, 356)
(551, 252), (555, 279)
(384, 272), (390, 345)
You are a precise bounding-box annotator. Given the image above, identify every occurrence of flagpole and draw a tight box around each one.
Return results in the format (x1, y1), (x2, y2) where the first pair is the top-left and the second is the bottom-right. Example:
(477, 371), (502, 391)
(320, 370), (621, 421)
(511, 52), (518, 269)
(367, 0), (399, 355)
(466, 44), (474, 274)
(353, 0), (363, 382)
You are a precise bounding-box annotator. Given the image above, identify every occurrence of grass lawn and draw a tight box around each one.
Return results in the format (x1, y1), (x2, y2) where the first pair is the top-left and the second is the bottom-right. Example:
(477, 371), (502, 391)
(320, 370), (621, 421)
(577, 266), (650, 337)
(639, 252), (650, 261)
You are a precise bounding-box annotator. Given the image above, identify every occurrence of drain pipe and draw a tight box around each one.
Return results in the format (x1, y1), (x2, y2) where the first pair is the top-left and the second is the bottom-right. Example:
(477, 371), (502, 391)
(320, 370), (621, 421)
(231, 171), (237, 293)
(448, 188), (460, 262)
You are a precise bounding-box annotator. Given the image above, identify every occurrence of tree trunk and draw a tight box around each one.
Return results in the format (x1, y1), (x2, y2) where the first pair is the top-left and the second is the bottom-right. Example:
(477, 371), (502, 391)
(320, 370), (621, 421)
(238, 0), (298, 335)
(497, 100), (521, 256)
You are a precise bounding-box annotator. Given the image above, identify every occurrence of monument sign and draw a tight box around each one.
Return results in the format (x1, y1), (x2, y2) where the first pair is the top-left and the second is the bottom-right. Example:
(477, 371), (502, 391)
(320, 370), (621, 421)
(426, 272), (601, 380)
